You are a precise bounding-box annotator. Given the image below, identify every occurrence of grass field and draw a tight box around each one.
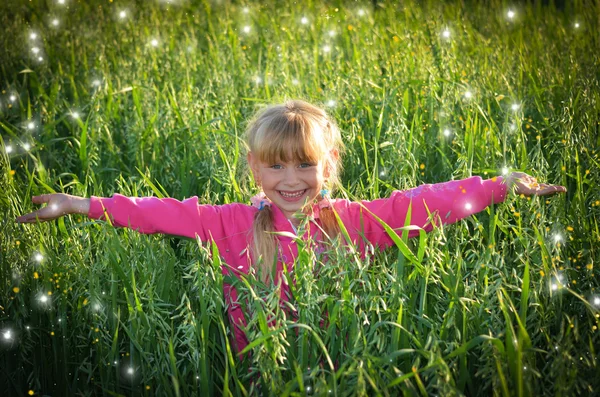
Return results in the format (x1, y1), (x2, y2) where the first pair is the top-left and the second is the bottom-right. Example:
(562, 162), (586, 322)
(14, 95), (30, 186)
(1, 0), (599, 395)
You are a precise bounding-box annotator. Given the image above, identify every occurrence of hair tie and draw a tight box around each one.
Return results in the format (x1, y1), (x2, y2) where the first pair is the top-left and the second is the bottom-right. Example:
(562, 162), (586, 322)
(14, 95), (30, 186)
(250, 192), (271, 210)
(318, 189), (331, 210)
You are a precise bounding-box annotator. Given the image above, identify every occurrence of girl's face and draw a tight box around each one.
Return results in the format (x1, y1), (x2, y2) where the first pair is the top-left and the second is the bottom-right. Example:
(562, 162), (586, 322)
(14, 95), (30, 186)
(248, 152), (329, 221)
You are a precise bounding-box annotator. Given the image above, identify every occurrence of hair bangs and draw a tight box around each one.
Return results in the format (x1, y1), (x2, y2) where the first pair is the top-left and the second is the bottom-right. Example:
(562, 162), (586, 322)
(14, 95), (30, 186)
(253, 114), (325, 165)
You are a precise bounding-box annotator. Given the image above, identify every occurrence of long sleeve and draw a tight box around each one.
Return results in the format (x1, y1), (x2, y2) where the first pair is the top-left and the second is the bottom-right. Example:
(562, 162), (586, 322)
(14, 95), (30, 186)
(335, 176), (508, 248)
(87, 194), (254, 242)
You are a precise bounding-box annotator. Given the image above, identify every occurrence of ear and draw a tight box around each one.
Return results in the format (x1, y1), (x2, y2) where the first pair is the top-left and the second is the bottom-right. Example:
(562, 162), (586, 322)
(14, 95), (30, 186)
(247, 152), (260, 182)
(323, 149), (339, 178)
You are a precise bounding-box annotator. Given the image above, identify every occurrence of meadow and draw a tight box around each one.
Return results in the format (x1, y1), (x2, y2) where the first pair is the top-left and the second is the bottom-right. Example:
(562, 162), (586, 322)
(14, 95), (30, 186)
(1, 0), (599, 395)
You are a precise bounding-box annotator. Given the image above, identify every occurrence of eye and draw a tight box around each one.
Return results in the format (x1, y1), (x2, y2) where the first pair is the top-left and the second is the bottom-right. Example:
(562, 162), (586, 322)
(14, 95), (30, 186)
(270, 164), (283, 170)
(299, 163), (313, 169)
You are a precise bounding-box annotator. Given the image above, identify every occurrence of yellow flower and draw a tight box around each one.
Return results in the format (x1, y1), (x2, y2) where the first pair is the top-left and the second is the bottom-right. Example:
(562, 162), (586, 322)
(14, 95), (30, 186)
(347, 24), (354, 31)
(29, 391), (34, 396)
(47, 291), (52, 296)
(567, 226), (574, 232)
(419, 163), (425, 170)
(13, 287), (19, 293)
(33, 272), (39, 279)
(16, 240), (20, 246)
(393, 36), (399, 42)
(540, 270), (545, 277)
(10, 170), (15, 176)
(50, 331), (54, 336)
(83, 298), (88, 305)
(587, 264), (594, 270)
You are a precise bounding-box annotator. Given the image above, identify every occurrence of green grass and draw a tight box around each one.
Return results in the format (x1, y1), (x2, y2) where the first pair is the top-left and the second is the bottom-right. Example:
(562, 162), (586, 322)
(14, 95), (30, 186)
(1, 0), (599, 395)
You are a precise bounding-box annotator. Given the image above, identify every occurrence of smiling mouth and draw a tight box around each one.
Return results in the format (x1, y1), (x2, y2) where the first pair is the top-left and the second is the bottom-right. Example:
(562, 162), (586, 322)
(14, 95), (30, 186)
(278, 189), (307, 201)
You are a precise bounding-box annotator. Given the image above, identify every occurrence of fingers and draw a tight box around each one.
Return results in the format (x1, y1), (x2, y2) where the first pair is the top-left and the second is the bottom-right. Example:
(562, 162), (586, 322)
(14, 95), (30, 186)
(32, 194), (50, 204)
(537, 185), (567, 196)
(16, 211), (45, 224)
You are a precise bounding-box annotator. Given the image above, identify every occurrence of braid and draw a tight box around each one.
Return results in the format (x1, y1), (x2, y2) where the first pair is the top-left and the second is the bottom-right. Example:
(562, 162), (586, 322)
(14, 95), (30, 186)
(252, 205), (278, 283)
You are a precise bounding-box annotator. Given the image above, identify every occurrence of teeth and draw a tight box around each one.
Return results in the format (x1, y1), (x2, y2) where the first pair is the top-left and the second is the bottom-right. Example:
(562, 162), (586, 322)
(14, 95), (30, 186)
(280, 190), (304, 198)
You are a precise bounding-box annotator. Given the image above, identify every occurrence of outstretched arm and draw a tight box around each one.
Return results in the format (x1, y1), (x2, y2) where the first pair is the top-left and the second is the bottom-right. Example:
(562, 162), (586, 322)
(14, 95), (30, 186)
(16, 193), (254, 241)
(338, 172), (566, 248)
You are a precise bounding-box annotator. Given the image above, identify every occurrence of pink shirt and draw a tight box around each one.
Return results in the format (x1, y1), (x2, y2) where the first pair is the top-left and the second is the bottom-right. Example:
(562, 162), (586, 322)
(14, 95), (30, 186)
(88, 176), (507, 353)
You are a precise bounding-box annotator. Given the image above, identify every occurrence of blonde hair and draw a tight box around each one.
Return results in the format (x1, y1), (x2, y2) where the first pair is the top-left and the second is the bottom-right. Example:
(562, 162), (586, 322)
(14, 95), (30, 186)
(245, 99), (344, 282)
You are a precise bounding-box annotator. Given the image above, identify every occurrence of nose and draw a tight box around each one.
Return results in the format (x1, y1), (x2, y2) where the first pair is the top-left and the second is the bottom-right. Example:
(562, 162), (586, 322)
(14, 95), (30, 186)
(284, 167), (300, 186)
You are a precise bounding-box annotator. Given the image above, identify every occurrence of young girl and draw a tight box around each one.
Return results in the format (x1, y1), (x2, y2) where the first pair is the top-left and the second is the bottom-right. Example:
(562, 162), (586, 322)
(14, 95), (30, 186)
(16, 99), (566, 354)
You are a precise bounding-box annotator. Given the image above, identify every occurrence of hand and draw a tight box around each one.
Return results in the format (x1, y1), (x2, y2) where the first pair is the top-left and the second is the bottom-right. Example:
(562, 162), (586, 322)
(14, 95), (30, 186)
(505, 172), (567, 196)
(16, 194), (89, 223)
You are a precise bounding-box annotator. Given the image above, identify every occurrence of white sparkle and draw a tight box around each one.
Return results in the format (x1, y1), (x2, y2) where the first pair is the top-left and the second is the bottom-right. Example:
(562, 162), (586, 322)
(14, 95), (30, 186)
(443, 128), (451, 137)
(242, 7), (249, 14)
(30, 33), (38, 40)
(9, 95), (16, 102)
(464, 91), (472, 99)
(35, 253), (43, 262)
(551, 283), (558, 291)
(32, 47), (40, 54)
(50, 204), (58, 211)
(26, 326), (30, 330)
(507, 10), (515, 19)
(510, 123), (517, 131)
(151, 39), (159, 47)
(574, 22), (580, 29)
(92, 79), (101, 87)
(306, 386), (312, 393)
(27, 122), (35, 130)
(114, 361), (117, 365)
(52, 19), (60, 27)
(243, 25), (251, 33)
(323, 45), (331, 53)
(328, 30), (336, 37)
(442, 29), (450, 38)
(511, 103), (520, 111)
(379, 170), (386, 177)
(5, 145), (13, 154)
(301, 17), (309, 25)
(254, 76), (262, 84)
(40, 295), (49, 303)
(292, 79), (299, 85)
(3, 330), (12, 340)
(58, 0), (65, 4)
(119, 10), (127, 19)
(23, 143), (31, 151)
(553, 234), (562, 243)
(502, 167), (509, 175)
(358, 9), (365, 16)
(523, 366), (527, 370)
(593, 297), (600, 306)
(58, 318), (62, 322)
(71, 112), (80, 119)
(127, 367), (134, 375)
(38, 57), (43, 62)
(327, 100), (336, 107)
(93, 303), (102, 311)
